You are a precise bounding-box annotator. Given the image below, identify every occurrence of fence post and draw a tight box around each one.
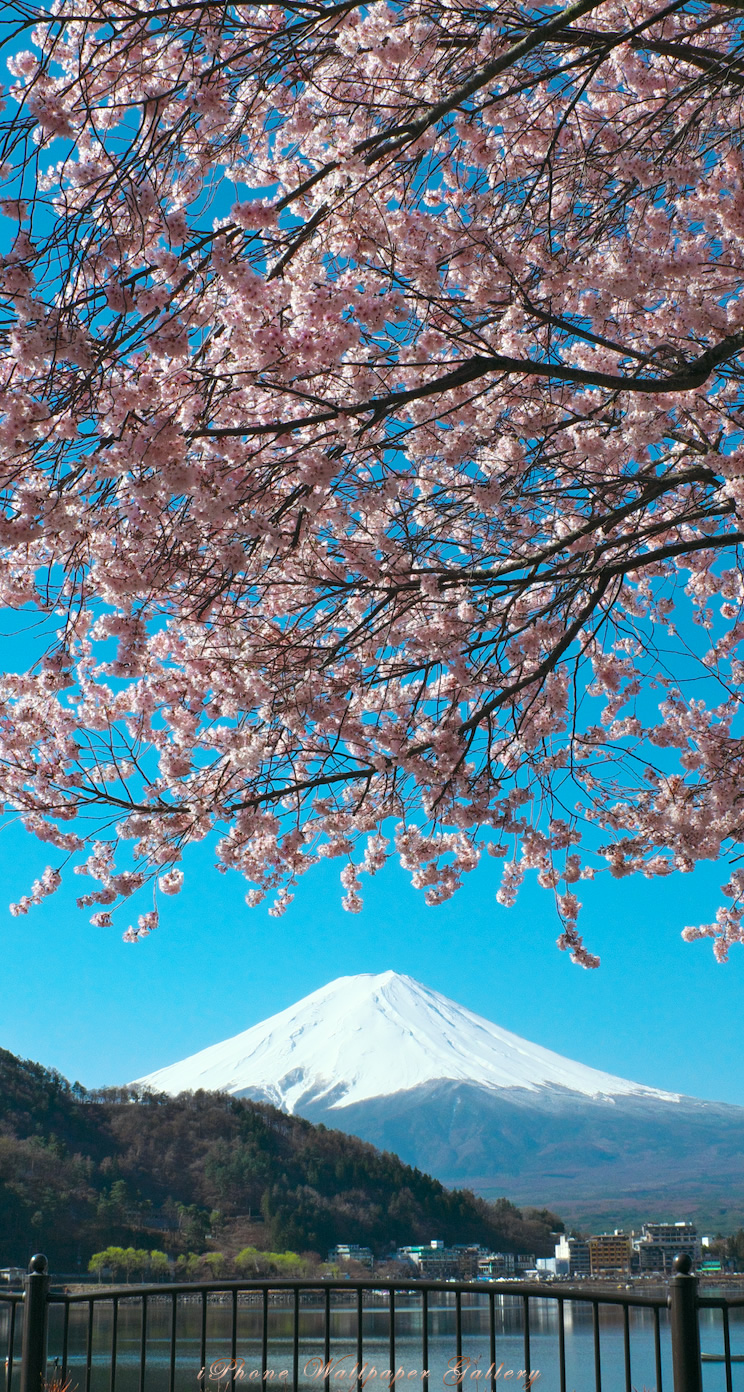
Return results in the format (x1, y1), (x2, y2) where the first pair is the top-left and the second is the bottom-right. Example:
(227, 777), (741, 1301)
(670, 1253), (702, 1392)
(20, 1255), (50, 1392)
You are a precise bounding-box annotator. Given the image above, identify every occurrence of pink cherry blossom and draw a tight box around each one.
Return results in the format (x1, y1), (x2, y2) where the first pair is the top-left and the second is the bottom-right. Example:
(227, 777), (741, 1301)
(1, 0), (744, 962)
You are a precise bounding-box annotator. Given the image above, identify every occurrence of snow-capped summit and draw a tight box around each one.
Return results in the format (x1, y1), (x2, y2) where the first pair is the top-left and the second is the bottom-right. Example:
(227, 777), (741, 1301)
(133, 971), (744, 1229)
(133, 969), (679, 1109)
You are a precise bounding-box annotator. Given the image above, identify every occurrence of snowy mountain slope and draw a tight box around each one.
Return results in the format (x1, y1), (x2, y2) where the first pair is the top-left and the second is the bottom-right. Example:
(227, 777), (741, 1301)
(134, 969), (680, 1108)
(133, 970), (744, 1226)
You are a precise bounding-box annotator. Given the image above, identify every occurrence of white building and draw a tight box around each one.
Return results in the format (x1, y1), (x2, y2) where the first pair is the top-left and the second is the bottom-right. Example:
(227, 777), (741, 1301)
(554, 1235), (590, 1277)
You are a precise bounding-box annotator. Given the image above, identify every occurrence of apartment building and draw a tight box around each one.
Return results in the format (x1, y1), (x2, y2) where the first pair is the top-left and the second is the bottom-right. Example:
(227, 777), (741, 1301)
(478, 1252), (516, 1278)
(397, 1240), (462, 1278)
(554, 1235), (591, 1277)
(397, 1241), (519, 1279)
(329, 1244), (374, 1268)
(633, 1223), (701, 1274)
(588, 1232), (632, 1276)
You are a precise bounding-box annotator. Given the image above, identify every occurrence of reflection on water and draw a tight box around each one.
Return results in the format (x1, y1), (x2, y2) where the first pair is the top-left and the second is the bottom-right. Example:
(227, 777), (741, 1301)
(2, 1293), (743, 1392)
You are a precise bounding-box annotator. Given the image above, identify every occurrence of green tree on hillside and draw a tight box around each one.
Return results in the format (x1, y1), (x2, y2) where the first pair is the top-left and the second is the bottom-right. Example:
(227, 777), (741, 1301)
(149, 1251), (171, 1281)
(89, 1250), (113, 1282)
(235, 1248), (307, 1277)
(88, 1247), (155, 1282)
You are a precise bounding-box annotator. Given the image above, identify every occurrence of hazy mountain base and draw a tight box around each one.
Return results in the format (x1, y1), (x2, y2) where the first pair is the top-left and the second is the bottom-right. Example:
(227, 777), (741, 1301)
(256, 1080), (744, 1234)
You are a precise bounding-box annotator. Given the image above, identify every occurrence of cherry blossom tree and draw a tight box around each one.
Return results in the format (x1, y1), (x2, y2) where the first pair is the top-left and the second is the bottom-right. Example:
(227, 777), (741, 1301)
(1, 0), (744, 961)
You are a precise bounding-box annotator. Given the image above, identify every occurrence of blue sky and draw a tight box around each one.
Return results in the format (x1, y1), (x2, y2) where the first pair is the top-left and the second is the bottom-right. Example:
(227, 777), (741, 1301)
(1, 809), (740, 1104)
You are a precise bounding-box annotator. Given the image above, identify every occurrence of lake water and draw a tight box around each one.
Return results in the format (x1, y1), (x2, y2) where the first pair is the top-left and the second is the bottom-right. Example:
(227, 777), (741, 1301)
(4, 1292), (744, 1392)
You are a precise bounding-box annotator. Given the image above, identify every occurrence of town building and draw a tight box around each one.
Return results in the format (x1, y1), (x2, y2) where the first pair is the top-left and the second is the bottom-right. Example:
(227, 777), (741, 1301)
(397, 1241), (503, 1279)
(633, 1223), (701, 1274)
(588, 1232), (632, 1276)
(450, 1245), (491, 1279)
(397, 1240), (460, 1278)
(478, 1253), (516, 1278)
(554, 1235), (591, 1277)
(328, 1244), (374, 1268)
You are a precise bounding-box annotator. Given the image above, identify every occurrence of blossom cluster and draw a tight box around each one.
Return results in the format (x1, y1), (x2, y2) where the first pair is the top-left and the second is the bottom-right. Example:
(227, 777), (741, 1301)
(1, 0), (744, 959)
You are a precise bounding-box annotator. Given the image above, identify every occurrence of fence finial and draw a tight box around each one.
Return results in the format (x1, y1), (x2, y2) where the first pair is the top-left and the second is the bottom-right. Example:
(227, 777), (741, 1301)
(20, 1253), (50, 1392)
(670, 1249), (702, 1392)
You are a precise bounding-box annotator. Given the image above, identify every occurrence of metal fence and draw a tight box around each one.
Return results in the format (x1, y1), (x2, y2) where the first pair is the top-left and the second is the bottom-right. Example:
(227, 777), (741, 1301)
(2, 1254), (741, 1392)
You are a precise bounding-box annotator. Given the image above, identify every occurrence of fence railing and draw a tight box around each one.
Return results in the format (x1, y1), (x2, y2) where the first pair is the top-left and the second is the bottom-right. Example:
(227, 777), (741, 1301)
(2, 1254), (741, 1392)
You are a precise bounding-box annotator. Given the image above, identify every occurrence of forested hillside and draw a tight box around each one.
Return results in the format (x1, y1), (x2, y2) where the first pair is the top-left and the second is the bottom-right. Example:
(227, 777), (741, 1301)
(0, 1048), (561, 1271)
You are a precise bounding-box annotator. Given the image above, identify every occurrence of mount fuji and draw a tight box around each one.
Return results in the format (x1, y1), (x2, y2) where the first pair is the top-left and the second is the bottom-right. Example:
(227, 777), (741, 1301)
(134, 971), (744, 1228)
